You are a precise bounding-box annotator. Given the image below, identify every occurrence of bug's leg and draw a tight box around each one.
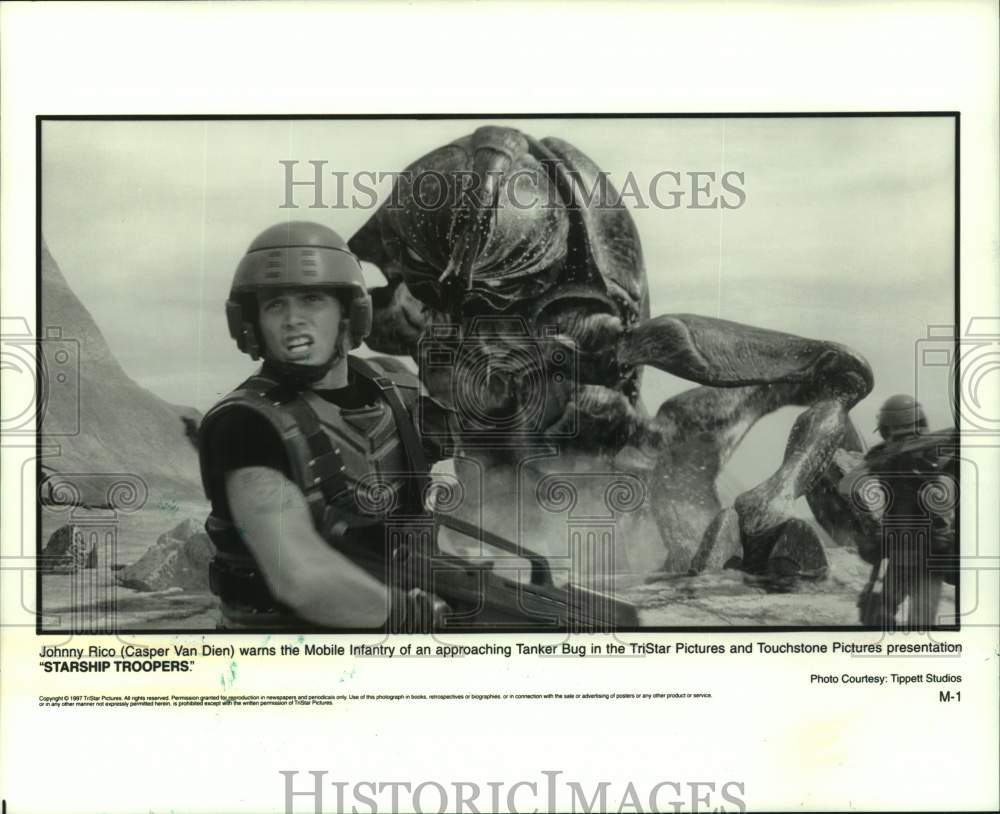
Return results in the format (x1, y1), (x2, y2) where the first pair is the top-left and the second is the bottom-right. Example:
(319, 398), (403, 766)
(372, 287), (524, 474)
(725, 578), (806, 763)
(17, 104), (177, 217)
(624, 314), (874, 581)
(537, 379), (781, 573)
(649, 384), (797, 573)
(544, 384), (654, 454)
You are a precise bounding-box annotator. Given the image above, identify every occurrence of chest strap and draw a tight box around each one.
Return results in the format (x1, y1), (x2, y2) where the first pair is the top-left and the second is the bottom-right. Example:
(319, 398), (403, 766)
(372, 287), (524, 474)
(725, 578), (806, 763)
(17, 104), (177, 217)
(246, 360), (431, 526)
(243, 373), (350, 528)
(349, 356), (431, 508)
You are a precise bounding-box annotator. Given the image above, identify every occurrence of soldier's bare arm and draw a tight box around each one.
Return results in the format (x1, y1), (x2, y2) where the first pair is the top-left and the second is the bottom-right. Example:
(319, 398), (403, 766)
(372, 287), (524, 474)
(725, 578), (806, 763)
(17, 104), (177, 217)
(226, 466), (390, 627)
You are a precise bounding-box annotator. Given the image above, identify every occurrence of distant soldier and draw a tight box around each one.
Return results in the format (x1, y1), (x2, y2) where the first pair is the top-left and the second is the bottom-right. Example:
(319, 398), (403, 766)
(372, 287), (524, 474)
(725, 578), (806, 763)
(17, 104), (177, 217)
(851, 395), (957, 629)
(198, 222), (450, 631)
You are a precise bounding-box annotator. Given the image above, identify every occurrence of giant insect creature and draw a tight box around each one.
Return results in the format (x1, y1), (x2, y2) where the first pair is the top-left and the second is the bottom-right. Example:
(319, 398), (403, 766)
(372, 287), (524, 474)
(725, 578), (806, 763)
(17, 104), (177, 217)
(348, 126), (873, 584)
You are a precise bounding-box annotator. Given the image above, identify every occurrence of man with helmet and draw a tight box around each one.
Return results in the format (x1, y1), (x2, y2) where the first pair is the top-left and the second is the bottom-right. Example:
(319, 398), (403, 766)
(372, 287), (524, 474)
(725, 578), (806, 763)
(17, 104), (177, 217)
(876, 394), (929, 442)
(852, 394), (957, 629)
(198, 221), (450, 630)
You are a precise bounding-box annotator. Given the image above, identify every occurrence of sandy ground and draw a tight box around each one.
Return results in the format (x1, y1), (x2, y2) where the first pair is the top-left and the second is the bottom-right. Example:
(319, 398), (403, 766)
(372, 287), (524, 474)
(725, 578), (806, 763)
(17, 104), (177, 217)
(39, 498), (211, 567)
(38, 504), (955, 632)
(625, 547), (956, 627)
(40, 577), (220, 632)
(39, 499), (221, 631)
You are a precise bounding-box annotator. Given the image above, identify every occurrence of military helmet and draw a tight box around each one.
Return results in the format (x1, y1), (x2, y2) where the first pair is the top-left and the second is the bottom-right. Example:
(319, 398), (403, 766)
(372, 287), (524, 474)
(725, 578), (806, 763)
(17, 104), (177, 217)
(876, 394), (928, 439)
(226, 221), (373, 358)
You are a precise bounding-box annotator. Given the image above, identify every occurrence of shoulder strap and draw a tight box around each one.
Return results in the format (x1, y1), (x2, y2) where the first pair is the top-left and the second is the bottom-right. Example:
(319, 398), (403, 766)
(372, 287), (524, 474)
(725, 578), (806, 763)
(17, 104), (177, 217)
(217, 360), (431, 524)
(198, 374), (296, 504)
(254, 376), (352, 527)
(350, 356), (431, 497)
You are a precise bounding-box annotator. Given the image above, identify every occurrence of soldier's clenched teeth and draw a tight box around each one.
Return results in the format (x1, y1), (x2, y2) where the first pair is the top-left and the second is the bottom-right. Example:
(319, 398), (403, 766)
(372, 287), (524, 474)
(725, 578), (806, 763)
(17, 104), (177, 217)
(285, 336), (313, 355)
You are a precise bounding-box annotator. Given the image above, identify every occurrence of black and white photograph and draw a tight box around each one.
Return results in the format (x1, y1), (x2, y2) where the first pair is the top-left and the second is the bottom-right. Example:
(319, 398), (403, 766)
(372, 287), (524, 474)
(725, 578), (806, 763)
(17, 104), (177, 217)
(36, 115), (959, 632)
(2, 4), (997, 814)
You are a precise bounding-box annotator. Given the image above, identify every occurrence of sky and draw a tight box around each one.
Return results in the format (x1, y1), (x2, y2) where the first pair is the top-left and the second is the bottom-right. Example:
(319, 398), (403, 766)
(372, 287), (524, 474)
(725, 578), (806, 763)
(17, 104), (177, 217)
(41, 116), (956, 488)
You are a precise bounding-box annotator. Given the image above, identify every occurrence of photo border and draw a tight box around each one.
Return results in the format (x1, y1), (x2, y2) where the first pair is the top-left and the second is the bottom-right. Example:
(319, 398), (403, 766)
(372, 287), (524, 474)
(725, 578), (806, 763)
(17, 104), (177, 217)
(35, 111), (962, 636)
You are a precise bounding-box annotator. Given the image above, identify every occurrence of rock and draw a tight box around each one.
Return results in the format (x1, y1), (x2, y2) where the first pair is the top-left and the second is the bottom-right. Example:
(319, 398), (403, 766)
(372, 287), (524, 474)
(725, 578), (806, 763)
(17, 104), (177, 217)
(181, 414), (200, 449)
(164, 517), (204, 542)
(41, 525), (93, 573)
(118, 518), (212, 592)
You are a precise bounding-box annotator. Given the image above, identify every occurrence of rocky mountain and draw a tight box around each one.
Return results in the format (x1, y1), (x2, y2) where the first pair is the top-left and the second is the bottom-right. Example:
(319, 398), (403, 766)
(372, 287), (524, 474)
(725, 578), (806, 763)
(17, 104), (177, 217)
(40, 239), (204, 505)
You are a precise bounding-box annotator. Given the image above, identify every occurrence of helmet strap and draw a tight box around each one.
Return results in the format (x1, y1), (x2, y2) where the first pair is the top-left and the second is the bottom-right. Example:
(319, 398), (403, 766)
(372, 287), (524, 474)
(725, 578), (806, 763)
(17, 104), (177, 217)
(259, 322), (350, 389)
(262, 358), (336, 388)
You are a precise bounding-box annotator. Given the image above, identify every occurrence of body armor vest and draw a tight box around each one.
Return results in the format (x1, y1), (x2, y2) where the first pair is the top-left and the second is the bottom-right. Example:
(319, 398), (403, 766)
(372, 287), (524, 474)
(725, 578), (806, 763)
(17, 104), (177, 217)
(198, 355), (434, 628)
(860, 433), (957, 585)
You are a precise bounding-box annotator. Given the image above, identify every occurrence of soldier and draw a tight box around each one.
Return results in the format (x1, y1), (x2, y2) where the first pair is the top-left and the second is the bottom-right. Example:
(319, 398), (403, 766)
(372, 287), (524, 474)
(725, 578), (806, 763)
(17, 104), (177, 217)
(198, 221), (449, 631)
(855, 394), (956, 629)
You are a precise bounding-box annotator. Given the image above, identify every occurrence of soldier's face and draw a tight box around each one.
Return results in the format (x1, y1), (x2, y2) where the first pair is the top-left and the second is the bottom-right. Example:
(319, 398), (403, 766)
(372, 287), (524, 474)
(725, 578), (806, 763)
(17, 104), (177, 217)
(258, 288), (348, 366)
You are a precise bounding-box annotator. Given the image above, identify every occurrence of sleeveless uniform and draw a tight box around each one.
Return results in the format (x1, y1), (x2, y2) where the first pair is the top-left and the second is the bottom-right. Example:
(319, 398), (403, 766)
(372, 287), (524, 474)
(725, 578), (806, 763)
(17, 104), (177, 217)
(198, 355), (447, 629)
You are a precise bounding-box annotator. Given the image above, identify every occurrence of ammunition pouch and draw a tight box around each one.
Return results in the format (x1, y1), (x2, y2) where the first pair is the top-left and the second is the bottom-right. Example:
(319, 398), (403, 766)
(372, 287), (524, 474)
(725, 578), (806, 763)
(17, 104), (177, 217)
(208, 559), (279, 612)
(205, 514), (285, 615)
(205, 504), (399, 617)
